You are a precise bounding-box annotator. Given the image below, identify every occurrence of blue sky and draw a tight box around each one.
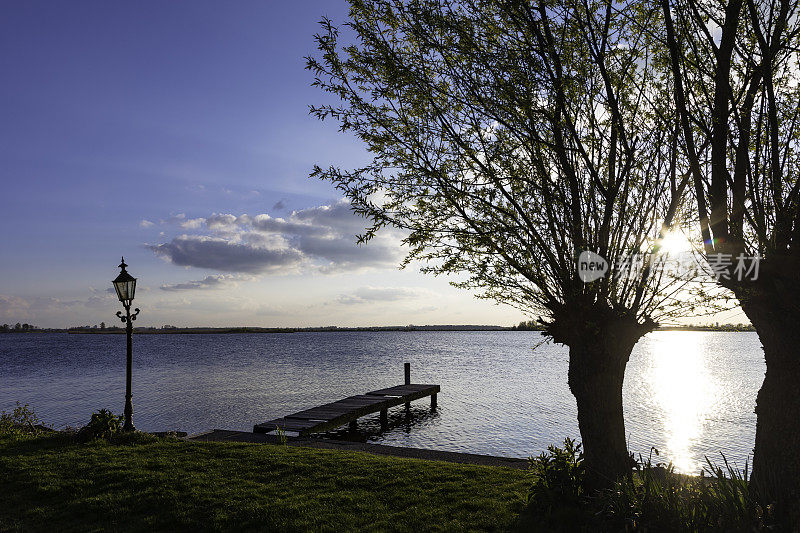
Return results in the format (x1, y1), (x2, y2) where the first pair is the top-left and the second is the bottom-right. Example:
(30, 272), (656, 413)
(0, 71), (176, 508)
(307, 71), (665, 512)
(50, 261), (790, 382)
(0, 1), (525, 328)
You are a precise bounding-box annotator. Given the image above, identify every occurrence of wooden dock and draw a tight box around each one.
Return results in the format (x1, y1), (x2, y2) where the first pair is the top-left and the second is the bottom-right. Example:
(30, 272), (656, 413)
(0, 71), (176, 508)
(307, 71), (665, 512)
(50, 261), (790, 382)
(253, 364), (439, 436)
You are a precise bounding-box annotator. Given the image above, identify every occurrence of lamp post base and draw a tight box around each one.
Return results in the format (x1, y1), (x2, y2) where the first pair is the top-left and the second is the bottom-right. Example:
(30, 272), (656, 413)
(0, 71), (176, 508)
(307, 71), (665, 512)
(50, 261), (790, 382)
(123, 398), (134, 432)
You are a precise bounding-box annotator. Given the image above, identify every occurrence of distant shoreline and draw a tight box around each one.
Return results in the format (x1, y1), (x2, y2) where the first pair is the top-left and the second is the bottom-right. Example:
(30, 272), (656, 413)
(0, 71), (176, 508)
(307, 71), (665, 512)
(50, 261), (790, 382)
(2, 324), (756, 334)
(70, 325), (514, 334)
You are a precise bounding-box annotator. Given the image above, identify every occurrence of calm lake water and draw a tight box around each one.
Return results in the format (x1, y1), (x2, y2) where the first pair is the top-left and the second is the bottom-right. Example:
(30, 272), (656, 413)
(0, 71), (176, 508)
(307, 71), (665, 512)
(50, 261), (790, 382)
(0, 331), (764, 474)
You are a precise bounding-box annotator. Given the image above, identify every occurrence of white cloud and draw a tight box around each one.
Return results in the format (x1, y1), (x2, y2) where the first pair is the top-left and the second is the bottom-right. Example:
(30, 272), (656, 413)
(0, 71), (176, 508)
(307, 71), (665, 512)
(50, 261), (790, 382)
(148, 235), (303, 274)
(180, 218), (205, 230)
(146, 200), (405, 274)
(160, 274), (240, 291)
(161, 213), (187, 225)
(336, 286), (433, 305)
(205, 213), (239, 230)
(139, 219), (155, 228)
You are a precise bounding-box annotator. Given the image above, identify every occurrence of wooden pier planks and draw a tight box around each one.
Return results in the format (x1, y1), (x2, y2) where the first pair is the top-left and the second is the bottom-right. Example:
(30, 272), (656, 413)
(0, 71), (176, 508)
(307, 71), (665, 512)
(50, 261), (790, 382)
(253, 384), (440, 436)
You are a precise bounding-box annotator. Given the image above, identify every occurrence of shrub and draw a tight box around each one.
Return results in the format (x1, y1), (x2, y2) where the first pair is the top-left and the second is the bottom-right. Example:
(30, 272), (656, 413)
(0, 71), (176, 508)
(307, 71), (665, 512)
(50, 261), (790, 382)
(0, 402), (48, 437)
(527, 438), (586, 513)
(77, 409), (123, 442)
(524, 440), (781, 531)
(596, 449), (776, 531)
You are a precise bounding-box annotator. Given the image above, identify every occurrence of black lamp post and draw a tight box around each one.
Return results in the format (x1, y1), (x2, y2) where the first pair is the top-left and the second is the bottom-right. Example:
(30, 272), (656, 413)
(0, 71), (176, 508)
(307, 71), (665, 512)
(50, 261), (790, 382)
(112, 257), (139, 432)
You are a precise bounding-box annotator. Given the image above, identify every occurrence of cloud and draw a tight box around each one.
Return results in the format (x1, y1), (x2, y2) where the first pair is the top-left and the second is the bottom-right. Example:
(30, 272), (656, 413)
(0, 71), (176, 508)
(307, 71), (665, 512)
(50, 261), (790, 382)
(149, 235), (303, 274)
(160, 275), (238, 291)
(298, 235), (399, 272)
(139, 219), (155, 228)
(272, 199), (286, 210)
(205, 213), (239, 230)
(180, 218), (205, 230)
(160, 213), (207, 229)
(0, 292), (120, 322)
(0, 294), (33, 314)
(337, 286), (432, 305)
(146, 200), (405, 274)
(103, 286), (150, 295)
(292, 201), (374, 236)
(162, 213), (187, 224)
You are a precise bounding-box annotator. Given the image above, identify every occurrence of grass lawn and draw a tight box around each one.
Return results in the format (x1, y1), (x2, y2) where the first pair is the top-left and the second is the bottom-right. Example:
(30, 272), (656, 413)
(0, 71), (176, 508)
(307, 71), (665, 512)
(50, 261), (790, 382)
(0, 433), (531, 532)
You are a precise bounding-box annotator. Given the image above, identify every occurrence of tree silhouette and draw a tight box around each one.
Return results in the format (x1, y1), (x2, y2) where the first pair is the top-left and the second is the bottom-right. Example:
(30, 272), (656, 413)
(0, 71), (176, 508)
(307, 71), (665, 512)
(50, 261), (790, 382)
(309, 0), (704, 490)
(661, 0), (800, 518)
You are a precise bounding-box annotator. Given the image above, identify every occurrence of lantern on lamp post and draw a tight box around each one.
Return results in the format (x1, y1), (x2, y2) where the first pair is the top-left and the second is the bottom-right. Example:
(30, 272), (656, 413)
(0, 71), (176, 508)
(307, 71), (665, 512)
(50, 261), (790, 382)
(112, 257), (139, 432)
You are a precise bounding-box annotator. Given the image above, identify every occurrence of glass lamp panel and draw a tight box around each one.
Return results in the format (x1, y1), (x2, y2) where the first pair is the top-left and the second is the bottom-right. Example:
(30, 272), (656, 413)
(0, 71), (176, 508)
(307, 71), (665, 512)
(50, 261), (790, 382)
(125, 279), (136, 301)
(113, 282), (127, 302)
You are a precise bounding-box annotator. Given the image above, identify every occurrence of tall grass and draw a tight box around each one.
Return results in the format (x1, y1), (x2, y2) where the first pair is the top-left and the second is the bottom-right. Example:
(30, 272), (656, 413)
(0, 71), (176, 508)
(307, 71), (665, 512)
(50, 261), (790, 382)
(596, 449), (777, 531)
(526, 442), (779, 531)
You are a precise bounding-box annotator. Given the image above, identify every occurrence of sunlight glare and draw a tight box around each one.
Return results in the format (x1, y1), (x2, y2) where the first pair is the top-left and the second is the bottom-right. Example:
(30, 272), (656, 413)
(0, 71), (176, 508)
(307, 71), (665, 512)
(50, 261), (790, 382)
(647, 333), (716, 473)
(657, 230), (693, 255)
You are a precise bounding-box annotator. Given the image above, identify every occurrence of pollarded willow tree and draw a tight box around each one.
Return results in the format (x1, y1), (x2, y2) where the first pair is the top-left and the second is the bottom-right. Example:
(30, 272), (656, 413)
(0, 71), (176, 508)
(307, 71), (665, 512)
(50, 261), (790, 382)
(659, 0), (800, 517)
(309, 0), (697, 490)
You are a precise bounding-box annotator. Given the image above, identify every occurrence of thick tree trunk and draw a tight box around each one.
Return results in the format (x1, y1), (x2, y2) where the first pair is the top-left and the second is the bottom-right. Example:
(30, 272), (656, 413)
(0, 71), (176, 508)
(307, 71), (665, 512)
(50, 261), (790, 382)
(736, 274), (800, 524)
(547, 304), (653, 492)
(568, 339), (633, 492)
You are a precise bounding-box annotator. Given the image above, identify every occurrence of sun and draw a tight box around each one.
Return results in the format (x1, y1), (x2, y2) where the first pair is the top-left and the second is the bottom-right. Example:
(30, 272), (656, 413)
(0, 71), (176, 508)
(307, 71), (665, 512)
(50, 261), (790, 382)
(657, 230), (692, 255)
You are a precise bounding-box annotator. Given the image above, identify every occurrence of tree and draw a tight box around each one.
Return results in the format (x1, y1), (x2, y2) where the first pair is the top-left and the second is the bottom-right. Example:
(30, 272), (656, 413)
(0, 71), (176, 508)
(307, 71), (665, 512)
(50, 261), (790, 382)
(309, 0), (697, 490)
(660, 0), (800, 517)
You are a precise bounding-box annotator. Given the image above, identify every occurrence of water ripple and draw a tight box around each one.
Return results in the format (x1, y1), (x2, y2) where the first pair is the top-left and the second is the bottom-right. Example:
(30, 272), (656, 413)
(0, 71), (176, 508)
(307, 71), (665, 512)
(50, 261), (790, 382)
(0, 330), (764, 473)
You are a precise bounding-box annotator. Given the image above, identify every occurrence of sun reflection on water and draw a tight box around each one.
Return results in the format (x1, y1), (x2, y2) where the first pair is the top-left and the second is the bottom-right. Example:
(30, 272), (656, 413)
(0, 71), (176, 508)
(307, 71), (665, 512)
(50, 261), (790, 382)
(647, 332), (716, 473)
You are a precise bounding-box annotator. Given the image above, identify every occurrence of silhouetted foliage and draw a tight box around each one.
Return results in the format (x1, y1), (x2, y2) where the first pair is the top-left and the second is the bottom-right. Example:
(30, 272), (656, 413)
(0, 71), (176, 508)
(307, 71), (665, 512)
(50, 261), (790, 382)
(307, 0), (716, 490)
(1, 323), (38, 333)
(77, 409), (123, 442)
(514, 320), (544, 331)
(660, 0), (800, 521)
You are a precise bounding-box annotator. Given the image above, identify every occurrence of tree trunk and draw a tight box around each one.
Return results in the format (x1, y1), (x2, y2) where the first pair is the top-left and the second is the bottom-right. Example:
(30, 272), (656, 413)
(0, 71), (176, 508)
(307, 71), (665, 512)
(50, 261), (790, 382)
(568, 340), (633, 492)
(546, 304), (653, 492)
(735, 272), (800, 524)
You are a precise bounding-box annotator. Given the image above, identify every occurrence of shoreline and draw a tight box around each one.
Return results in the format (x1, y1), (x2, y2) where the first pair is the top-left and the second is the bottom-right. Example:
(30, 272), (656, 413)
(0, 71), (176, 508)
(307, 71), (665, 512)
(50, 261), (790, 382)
(187, 429), (530, 469)
(2, 325), (757, 334)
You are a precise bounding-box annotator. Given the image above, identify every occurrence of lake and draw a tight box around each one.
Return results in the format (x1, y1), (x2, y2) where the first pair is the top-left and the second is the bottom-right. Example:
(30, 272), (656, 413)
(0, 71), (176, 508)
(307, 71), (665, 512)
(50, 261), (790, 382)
(0, 330), (764, 474)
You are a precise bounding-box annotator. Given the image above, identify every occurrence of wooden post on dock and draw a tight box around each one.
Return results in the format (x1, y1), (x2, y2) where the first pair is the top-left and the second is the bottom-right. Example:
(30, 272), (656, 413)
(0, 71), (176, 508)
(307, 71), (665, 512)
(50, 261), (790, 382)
(404, 363), (411, 409)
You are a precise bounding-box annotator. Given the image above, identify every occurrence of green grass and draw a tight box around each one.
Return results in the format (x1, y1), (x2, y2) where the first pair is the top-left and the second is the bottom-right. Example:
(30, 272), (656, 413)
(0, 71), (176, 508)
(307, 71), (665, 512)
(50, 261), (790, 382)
(0, 433), (530, 532)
